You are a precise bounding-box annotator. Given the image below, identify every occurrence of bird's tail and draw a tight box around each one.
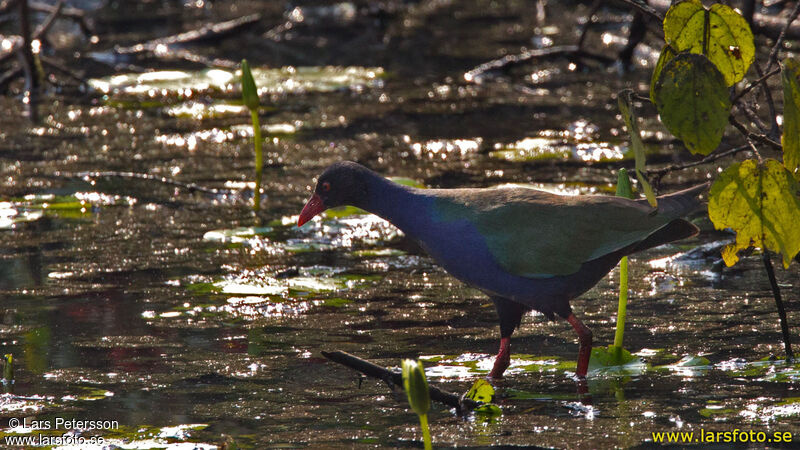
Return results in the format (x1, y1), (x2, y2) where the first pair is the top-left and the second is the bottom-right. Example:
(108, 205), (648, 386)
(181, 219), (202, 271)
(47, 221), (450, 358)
(642, 182), (710, 218)
(626, 182), (708, 254)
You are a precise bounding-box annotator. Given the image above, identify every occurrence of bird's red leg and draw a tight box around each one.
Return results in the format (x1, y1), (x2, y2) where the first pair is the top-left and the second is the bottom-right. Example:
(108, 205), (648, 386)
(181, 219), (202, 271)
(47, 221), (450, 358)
(566, 313), (592, 378)
(489, 337), (511, 378)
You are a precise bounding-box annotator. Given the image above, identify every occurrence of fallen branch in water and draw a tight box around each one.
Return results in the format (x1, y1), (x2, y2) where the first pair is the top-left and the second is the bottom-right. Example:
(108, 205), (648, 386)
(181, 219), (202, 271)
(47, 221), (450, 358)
(115, 13), (261, 54)
(321, 350), (481, 414)
(464, 45), (615, 83)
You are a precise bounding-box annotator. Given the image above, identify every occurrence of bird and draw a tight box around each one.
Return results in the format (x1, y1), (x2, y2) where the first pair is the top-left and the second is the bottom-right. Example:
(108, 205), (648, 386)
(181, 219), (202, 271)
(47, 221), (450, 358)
(298, 161), (706, 378)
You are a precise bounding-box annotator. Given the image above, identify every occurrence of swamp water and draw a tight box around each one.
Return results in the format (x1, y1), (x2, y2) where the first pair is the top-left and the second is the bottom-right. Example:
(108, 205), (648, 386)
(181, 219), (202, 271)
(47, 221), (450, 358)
(1, 0), (799, 448)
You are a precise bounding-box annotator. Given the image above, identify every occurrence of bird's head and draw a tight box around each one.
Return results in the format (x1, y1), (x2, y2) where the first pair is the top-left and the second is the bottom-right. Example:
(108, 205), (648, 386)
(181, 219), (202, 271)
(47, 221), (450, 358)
(298, 161), (371, 226)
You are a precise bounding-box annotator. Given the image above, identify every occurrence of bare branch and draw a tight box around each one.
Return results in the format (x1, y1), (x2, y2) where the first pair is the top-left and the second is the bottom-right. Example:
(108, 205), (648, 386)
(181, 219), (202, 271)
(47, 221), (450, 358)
(612, 0), (663, 23)
(577, 0), (603, 51)
(464, 45), (614, 83)
(732, 67), (780, 104)
(728, 116), (782, 150)
(32, 0), (63, 40)
(321, 350), (481, 414)
(646, 144), (750, 180)
(751, 62), (780, 137)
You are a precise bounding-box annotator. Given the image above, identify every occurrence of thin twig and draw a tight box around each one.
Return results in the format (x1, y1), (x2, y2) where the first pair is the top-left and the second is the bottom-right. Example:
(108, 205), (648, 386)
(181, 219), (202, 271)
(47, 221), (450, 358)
(464, 45), (614, 83)
(766, 0), (800, 73)
(40, 55), (85, 84)
(618, 11), (648, 67)
(728, 116), (782, 150)
(762, 253), (794, 361)
(32, 0), (63, 40)
(577, 0), (603, 51)
(740, 103), (768, 134)
(632, 92), (652, 104)
(613, 0), (663, 23)
(0, 64), (22, 93)
(732, 67), (780, 104)
(746, 138), (763, 163)
(752, 62), (780, 137)
(114, 13), (261, 54)
(18, 0), (36, 90)
(646, 144), (750, 181)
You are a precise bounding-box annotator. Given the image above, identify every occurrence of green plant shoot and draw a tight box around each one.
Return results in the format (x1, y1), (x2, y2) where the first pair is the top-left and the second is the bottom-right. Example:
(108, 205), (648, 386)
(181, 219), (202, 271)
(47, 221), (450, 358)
(618, 90), (657, 207)
(241, 59), (263, 213)
(588, 170), (640, 371)
(3, 354), (12, 381)
(402, 359), (432, 450)
(614, 169), (634, 349)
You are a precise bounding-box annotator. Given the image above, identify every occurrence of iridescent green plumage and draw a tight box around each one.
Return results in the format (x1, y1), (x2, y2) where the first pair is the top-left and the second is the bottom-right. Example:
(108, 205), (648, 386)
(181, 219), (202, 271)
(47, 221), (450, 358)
(432, 185), (704, 277)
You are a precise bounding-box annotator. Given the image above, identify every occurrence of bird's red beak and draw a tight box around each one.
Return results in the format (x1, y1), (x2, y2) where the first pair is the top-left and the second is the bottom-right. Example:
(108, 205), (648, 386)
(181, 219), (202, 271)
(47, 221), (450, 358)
(298, 193), (325, 227)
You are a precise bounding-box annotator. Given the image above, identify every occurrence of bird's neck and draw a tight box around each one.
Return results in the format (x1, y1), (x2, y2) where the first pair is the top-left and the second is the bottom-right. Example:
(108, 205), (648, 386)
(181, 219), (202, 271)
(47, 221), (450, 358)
(361, 175), (427, 235)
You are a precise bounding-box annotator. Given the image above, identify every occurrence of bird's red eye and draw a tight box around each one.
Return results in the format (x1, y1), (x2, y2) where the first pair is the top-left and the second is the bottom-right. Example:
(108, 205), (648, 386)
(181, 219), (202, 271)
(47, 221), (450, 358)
(322, 181), (331, 192)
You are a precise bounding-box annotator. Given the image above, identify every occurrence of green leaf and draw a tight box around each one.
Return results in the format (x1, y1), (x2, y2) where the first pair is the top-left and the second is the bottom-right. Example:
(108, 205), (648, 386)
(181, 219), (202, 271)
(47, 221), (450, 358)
(653, 53), (731, 155)
(401, 359), (431, 416)
(617, 90), (657, 207)
(588, 345), (640, 371)
(667, 354), (711, 367)
(615, 169), (634, 200)
(465, 379), (495, 403)
(663, 0), (754, 86)
(240, 59), (259, 111)
(708, 159), (800, 268)
(3, 354), (12, 381)
(465, 379), (502, 416)
(650, 45), (677, 103)
(782, 57), (800, 176)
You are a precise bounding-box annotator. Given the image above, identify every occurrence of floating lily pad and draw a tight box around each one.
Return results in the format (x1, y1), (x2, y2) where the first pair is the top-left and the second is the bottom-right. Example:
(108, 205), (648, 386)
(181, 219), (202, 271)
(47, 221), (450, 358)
(2, 193), (137, 226)
(490, 137), (629, 163)
(740, 397), (800, 422)
(657, 354), (712, 377)
(419, 353), (575, 378)
(408, 138), (482, 160)
(490, 137), (572, 162)
(588, 345), (646, 376)
(165, 101), (248, 119)
(350, 248), (406, 258)
(699, 404), (736, 418)
(230, 123), (298, 136)
(89, 66), (385, 101)
(0, 202), (43, 229)
(202, 227), (273, 244)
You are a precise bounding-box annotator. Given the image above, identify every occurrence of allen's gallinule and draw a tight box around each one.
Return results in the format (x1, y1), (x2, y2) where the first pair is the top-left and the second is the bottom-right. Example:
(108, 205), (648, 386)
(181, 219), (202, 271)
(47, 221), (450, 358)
(298, 162), (706, 378)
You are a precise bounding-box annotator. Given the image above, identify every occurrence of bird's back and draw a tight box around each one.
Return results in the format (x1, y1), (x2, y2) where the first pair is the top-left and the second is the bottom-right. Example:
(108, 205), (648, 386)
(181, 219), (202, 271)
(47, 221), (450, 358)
(426, 184), (705, 278)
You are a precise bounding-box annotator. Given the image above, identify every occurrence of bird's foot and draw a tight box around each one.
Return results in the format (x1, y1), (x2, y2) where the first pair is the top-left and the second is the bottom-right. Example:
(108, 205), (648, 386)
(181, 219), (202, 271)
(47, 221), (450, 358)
(566, 313), (592, 378)
(489, 337), (511, 378)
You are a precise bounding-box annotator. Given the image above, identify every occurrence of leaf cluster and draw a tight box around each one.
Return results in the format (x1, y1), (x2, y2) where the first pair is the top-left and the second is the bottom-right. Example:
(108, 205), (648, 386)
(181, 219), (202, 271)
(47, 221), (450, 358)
(628, 0), (800, 267)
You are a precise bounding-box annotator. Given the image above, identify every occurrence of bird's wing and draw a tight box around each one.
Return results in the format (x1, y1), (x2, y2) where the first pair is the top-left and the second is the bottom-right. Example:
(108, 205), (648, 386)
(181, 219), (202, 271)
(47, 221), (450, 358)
(430, 187), (684, 277)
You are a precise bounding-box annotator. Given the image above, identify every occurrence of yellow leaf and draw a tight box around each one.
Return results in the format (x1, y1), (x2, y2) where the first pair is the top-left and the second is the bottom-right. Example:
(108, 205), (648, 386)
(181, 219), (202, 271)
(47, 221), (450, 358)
(465, 379), (495, 404)
(709, 159), (800, 268)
